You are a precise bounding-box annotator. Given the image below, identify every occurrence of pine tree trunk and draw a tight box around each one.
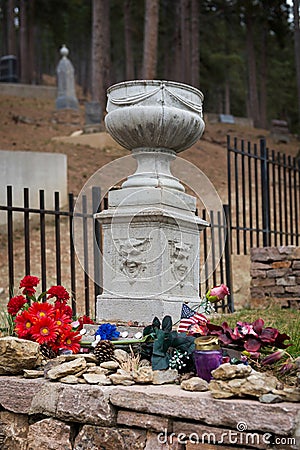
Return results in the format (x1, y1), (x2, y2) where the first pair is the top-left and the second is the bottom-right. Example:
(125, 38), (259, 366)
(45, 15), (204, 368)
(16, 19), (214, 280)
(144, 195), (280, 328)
(245, 13), (260, 127)
(124, 0), (134, 80)
(7, 0), (16, 55)
(142, 0), (159, 79)
(173, 0), (182, 81)
(19, 0), (28, 83)
(180, 0), (190, 84)
(27, 0), (35, 84)
(190, 0), (199, 88)
(225, 79), (230, 115)
(293, 0), (300, 126)
(259, 27), (267, 129)
(91, 0), (110, 113)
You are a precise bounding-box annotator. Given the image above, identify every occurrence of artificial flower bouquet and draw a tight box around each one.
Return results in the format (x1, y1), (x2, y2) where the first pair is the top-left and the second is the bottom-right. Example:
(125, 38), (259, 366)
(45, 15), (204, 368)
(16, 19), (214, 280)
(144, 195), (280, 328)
(7, 275), (83, 355)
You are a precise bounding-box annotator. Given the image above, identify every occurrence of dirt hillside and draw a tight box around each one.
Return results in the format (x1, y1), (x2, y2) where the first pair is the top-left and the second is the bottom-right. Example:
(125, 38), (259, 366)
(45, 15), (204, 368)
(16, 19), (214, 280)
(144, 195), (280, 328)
(0, 94), (299, 311)
(0, 94), (299, 200)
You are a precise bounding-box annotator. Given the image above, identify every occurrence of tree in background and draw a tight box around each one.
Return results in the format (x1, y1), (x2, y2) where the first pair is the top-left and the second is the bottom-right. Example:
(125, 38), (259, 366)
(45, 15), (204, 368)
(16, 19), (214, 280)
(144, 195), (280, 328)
(91, 0), (110, 113)
(142, 0), (159, 79)
(293, 0), (300, 125)
(0, 0), (298, 131)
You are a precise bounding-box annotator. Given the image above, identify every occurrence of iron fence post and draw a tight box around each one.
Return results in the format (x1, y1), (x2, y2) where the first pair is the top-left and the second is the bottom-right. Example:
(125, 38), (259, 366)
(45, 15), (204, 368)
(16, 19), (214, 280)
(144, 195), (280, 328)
(224, 204), (234, 312)
(260, 138), (270, 247)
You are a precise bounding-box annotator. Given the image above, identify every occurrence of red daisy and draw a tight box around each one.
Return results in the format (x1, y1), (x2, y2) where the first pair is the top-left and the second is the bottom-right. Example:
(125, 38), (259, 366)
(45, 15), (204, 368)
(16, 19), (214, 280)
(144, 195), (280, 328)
(15, 311), (35, 338)
(58, 329), (81, 354)
(55, 301), (73, 319)
(53, 309), (72, 333)
(30, 316), (58, 345)
(47, 285), (70, 302)
(19, 275), (40, 297)
(7, 295), (27, 316)
(28, 302), (55, 320)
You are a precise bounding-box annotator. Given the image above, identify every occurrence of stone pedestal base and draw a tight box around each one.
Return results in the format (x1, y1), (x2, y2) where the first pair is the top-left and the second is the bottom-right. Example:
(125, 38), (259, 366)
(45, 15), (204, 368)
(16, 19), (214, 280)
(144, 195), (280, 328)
(95, 187), (208, 324)
(97, 296), (203, 325)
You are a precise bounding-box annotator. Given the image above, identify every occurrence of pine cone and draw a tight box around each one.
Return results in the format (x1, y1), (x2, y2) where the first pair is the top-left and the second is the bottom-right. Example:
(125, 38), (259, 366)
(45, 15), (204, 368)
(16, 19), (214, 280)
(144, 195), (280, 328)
(93, 340), (115, 363)
(40, 344), (57, 360)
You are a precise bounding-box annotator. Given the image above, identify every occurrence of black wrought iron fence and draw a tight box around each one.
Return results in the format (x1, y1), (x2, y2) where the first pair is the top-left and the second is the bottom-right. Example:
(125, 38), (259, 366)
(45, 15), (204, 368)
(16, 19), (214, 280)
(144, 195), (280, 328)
(0, 185), (233, 317)
(227, 136), (300, 254)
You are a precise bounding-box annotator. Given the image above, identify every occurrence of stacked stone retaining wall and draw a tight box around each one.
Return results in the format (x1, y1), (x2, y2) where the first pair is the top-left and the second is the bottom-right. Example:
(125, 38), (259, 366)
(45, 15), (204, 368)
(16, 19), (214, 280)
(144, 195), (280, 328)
(0, 377), (298, 449)
(250, 246), (300, 309)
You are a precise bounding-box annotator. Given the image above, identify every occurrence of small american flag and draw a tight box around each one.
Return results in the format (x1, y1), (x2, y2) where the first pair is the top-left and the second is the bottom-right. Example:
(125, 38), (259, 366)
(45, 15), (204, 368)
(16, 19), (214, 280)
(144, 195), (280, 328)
(177, 304), (208, 333)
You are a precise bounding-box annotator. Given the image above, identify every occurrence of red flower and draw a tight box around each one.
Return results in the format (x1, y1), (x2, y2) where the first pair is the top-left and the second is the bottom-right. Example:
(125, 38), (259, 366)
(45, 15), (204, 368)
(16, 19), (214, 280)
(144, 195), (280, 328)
(260, 327), (279, 344)
(15, 311), (35, 338)
(56, 328), (81, 353)
(78, 315), (95, 331)
(19, 275), (40, 296)
(31, 316), (58, 345)
(53, 309), (72, 333)
(28, 302), (55, 320)
(244, 337), (261, 353)
(55, 301), (73, 319)
(47, 285), (70, 302)
(7, 295), (27, 315)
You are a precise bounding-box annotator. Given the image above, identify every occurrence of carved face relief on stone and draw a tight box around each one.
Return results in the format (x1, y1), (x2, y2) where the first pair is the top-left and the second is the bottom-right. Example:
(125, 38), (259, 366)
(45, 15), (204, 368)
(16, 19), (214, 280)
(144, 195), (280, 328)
(170, 241), (192, 285)
(118, 238), (150, 280)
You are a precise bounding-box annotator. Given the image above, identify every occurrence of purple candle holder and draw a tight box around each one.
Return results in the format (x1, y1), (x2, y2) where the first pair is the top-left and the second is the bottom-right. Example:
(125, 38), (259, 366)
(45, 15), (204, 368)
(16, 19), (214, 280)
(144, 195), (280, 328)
(194, 336), (223, 382)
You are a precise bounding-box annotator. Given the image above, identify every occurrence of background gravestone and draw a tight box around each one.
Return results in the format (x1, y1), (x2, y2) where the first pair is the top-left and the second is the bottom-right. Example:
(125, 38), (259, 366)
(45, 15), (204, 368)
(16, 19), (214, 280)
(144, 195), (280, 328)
(55, 45), (79, 110)
(0, 55), (18, 83)
(84, 101), (103, 133)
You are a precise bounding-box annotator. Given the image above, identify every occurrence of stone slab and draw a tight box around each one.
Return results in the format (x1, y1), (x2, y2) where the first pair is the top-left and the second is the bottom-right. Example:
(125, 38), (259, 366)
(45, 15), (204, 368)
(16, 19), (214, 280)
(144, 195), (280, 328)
(0, 411), (29, 450)
(0, 376), (46, 414)
(29, 382), (64, 416)
(117, 410), (171, 432)
(74, 425), (146, 450)
(55, 383), (116, 425)
(109, 385), (299, 435)
(26, 418), (72, 450)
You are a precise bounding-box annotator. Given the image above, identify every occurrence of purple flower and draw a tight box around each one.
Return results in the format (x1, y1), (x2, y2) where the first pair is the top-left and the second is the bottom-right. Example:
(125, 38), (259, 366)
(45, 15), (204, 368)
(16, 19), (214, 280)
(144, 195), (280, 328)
(95, 323), (120, 340)
(261, 350), (285, 365)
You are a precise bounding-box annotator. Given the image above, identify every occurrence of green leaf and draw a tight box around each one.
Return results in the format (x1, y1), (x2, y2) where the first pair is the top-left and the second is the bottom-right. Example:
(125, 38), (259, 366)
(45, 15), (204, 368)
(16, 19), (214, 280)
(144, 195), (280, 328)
(37, 291), (47, 302)
(152, 316), (161, 329)
(162, 315), (172, 332)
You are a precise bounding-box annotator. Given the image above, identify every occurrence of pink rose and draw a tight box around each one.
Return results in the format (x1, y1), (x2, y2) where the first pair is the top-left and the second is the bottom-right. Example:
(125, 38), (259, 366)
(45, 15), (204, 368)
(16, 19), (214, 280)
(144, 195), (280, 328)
(206, 284), (230, 303)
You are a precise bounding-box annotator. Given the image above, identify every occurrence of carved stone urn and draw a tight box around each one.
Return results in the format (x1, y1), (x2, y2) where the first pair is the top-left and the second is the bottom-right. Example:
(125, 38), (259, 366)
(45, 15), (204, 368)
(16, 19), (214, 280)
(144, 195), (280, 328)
(96, 80), (208, 324)
(105, 80), (205, 191)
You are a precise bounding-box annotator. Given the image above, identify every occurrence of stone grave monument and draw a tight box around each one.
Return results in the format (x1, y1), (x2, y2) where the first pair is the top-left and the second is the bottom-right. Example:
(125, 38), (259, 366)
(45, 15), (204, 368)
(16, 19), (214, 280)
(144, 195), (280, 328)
(55, 44), (79, 111)
(84, 101), (103, 133)
(95, 80), (208, 324)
